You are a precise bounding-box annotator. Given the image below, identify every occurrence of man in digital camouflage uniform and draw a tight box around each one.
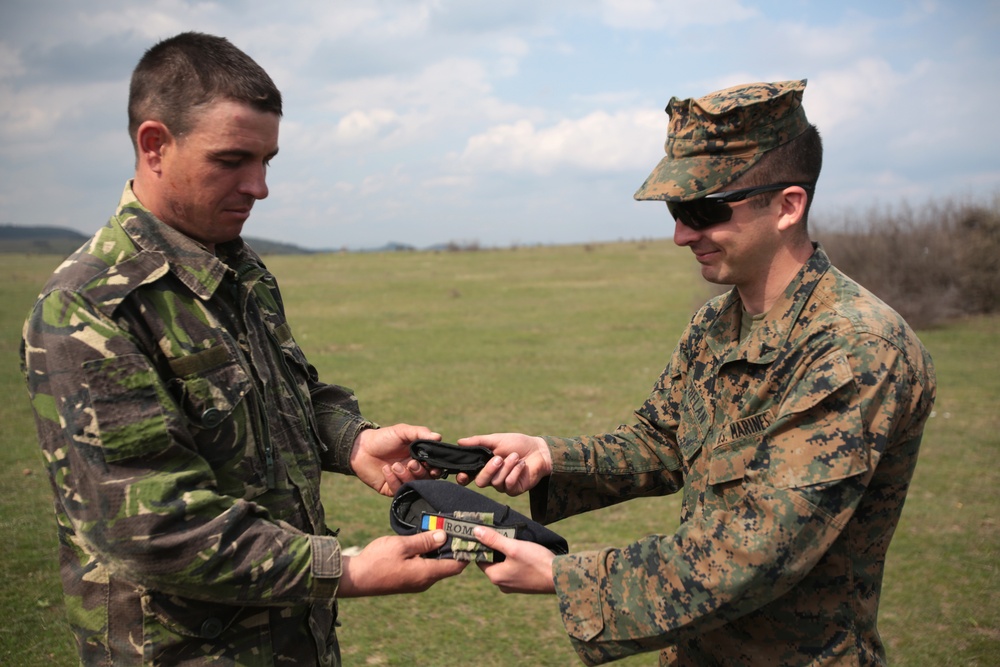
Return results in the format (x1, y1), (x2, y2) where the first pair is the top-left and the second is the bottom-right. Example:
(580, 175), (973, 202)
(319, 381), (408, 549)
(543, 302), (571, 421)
(452, 80), (937, 665)
(20, 32), (465, 666)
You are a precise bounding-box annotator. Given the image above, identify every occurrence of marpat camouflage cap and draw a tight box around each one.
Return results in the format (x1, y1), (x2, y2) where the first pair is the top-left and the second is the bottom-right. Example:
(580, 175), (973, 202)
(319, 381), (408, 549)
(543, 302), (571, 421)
(633, 79), (811, 201)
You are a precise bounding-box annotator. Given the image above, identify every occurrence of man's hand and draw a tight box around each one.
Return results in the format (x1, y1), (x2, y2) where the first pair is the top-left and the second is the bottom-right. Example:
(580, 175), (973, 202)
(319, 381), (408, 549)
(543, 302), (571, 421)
(338, 531), (468, 597)
(472, 526), (556, 595)
(454, 433), (553, 496)
(350, 423), (440, 496)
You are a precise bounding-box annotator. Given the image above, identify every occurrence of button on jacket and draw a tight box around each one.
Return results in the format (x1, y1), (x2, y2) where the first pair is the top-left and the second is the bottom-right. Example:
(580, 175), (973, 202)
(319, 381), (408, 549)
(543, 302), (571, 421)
(21, 183), (372, 665)
(532, 247), (936, 666)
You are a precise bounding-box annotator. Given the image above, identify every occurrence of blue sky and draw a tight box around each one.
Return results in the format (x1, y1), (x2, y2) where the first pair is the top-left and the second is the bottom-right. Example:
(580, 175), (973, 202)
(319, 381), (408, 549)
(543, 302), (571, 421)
(1, 0), (997, 250)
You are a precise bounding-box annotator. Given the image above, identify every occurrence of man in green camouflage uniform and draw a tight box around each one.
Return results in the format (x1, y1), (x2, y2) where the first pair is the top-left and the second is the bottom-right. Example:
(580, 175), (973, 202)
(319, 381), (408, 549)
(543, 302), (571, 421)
(21, 32), (465, 666)
(453, 80), (936, 665)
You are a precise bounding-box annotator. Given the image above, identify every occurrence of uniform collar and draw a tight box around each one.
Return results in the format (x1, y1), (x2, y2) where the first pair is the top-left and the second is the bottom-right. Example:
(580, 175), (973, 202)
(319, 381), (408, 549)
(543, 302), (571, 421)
(706, 244), (831, 364)
(115, 181), (258, 301)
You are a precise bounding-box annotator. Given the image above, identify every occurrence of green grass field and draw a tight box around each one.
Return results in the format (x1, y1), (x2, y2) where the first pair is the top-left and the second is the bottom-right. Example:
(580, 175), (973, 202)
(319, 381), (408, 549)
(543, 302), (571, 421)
(1, 242), (997, 665)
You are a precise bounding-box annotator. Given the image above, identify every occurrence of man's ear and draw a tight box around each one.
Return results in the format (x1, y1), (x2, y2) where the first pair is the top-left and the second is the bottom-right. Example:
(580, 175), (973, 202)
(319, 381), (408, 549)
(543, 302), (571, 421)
(135, 121), (172, 174)
(776, 186), (809, 232)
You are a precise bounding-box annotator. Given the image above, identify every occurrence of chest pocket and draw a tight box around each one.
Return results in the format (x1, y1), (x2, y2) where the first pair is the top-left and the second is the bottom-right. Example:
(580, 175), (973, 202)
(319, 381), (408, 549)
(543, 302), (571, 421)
(708, 440), (752, 485)
(173, 349), (251, 430)
(709, 409), (774, 480)
(705, 428), (763, 512)
(169, 344), (258, 495)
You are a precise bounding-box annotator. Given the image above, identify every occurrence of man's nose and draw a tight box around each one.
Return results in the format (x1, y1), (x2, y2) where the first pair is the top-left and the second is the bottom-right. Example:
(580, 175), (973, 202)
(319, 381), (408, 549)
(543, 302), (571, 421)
(241, 163), (269, 200)
(672, 217), (701, 246)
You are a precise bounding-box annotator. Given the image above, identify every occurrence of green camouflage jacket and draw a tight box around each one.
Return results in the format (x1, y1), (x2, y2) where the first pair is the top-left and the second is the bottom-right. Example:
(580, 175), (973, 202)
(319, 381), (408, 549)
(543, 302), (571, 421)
(534, 246), (936, 666)
(21, 183), (374, 666)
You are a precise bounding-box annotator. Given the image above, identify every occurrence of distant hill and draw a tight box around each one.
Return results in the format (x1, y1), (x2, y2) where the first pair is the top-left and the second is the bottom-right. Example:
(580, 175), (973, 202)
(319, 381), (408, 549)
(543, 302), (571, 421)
(242, 237), (315, 255)
(0, 224), (315, 256)
(0, 224), (88, 255)
(0, 224), (476, 255)
(0, 225), (88, 241)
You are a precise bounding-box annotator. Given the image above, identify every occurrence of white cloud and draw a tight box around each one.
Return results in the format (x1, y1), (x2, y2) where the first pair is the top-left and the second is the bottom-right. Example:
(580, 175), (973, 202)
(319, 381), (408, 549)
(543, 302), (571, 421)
(0, 88), (54, 141)
(76, 1), (216, 42)
(460, 108), (663, 174)
(780, 19), (877, 61)
(333, 109), (401, 144)
(0, 81), (124, 151)
(807, 58), (913, 133)
(812, 65), (895, 131)
(285, 55), (544, 167)
(599, 0), (756, 30)
(0, 43), (24, 81)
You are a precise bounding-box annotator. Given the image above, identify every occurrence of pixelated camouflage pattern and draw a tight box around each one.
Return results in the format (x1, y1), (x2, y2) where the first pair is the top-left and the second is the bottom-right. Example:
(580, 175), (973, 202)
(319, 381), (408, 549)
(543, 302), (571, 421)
(533, 246), (935, 666)
(21, 182), (375, 666)
(633, 79), (811, 202)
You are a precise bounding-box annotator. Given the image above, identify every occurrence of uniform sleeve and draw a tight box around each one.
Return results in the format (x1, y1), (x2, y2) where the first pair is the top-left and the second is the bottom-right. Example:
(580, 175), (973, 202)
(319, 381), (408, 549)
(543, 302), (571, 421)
(546, 335), (926, 665)
(310, 382), (378, 475)
(22, 288), (342, 607)
(531, 342), (688, 523)
(533, 422), (685, 523)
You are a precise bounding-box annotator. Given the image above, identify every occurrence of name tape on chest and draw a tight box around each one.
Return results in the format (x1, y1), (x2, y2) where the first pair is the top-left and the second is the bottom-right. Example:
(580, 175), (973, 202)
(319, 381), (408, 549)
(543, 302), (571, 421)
(717, 410), (774, 446)
(420, 513), (517, 541)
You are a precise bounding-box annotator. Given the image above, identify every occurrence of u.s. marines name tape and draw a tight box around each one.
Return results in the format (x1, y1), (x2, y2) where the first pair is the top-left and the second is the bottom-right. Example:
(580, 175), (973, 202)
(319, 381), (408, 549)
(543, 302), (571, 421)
(420, 513), (516, 541)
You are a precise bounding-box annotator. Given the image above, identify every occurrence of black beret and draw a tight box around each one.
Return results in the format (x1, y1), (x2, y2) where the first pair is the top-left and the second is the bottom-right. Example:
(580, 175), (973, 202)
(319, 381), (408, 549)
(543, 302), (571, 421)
(390, 480), (568, 562)
(409, 439), (493, 478)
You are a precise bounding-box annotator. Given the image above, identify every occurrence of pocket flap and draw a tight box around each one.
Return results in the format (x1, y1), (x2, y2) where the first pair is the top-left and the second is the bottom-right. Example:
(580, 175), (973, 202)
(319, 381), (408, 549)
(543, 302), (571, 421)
(171, 346), (251, 429)
(708, 443), (750, 485)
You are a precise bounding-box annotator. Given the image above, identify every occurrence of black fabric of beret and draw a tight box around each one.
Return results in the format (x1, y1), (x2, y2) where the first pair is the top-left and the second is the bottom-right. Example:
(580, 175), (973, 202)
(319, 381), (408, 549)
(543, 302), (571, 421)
(390, 480), (569, 561)
(409, 439), (493, 478)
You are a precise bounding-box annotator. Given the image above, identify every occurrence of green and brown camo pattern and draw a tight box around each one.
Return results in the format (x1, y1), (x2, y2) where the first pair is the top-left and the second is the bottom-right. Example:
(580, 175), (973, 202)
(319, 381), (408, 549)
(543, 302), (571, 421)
(450, 511), (499, 562)
(533, 247), (936, 666)
(21, 183), (373, 665)
(634, 79), (812, 202)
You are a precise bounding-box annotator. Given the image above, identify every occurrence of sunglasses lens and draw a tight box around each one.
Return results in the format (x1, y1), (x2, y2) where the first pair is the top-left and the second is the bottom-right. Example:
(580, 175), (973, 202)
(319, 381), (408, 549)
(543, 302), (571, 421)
(666, 201), (683, 223)
(667, 200), (733, 230)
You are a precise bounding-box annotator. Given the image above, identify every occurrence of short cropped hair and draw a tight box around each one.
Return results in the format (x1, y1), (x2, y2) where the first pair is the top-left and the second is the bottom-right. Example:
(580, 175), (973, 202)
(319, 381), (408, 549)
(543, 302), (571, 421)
(737, 125), (824, 226)
(128, 31), (282, 153)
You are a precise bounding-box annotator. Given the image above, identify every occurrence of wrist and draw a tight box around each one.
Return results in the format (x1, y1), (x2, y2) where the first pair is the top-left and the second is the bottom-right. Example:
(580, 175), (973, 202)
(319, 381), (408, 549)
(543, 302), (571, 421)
(535, 436), (554, 476)
(346, 423), (378, 475)
(336, 554), (360, 598)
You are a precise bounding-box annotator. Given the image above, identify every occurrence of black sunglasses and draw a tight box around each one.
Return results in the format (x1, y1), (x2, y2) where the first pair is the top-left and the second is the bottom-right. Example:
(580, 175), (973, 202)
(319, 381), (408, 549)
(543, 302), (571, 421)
(667, 182), (813, 231)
